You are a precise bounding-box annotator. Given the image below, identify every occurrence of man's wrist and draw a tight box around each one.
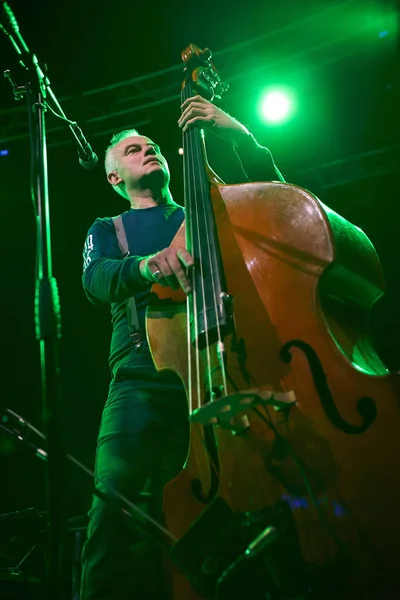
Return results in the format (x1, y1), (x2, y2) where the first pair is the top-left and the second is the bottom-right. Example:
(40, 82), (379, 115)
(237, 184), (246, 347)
(139, 257), (152, 282)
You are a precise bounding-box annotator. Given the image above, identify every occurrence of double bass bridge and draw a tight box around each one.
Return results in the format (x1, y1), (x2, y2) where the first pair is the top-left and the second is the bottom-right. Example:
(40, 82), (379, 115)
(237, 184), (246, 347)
(190, 388), (296, 433)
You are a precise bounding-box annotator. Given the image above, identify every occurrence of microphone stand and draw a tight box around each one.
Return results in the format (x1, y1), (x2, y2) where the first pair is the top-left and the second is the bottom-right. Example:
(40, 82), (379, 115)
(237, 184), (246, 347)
(1, 3), (96, 597)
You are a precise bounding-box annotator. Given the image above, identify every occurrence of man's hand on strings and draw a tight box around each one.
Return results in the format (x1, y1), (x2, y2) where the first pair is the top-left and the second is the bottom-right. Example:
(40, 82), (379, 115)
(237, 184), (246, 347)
(178, 95), (251, 146)
(139, 248), (194, 295)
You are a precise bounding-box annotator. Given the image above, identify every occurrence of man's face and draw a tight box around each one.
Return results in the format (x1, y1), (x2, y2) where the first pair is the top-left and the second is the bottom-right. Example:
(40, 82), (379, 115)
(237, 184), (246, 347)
(108, 135), (170, 192)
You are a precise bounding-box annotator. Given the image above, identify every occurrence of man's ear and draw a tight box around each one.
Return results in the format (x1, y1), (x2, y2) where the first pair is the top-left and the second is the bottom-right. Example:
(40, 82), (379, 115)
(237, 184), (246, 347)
(107, 171), (123, 187)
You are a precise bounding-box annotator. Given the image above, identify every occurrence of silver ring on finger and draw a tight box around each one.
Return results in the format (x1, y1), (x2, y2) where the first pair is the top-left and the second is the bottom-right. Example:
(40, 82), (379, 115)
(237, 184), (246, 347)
(151, 269), (161, 280)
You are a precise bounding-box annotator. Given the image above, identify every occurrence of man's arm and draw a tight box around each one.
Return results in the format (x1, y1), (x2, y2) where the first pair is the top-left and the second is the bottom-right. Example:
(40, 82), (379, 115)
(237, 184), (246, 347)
(83, 218), (194, 303)
(178, 95), (286, 183)
(231, 131), (286, 183)
(82, 217), (149, 304)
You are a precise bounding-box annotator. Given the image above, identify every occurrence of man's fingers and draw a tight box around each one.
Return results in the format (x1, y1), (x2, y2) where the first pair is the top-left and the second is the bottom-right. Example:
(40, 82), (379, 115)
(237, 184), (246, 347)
(182, 116), (214, 133)
(167, 255), (192, 294)
(160, 269), (179, 291)
(178, 105), (210, 128)
(150, 257), (178, 290)
(174, 267), (192, 294)
(147, 248), (194, 294)
(180, 95), (208, 112)
(177, 249), (194, 268)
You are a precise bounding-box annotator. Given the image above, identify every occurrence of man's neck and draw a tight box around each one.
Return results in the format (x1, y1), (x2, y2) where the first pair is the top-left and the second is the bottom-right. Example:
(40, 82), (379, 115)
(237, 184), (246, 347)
(128, 187), (174, 209)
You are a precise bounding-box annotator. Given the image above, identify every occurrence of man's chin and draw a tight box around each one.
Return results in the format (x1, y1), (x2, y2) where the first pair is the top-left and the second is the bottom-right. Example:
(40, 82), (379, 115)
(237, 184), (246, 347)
(142, 169), (169, 188)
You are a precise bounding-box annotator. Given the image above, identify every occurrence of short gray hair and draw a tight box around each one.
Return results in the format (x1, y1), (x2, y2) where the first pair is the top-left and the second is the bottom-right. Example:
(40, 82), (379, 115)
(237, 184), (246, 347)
(105, 128), (140, 200)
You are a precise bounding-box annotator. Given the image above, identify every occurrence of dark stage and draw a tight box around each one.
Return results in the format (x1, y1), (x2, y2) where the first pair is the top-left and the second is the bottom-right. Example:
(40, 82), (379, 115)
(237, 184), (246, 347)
(0, 0), (399, 598)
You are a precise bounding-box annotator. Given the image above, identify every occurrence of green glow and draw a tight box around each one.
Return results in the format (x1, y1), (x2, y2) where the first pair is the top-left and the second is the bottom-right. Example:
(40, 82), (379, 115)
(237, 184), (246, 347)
(259, 89), (294, 124)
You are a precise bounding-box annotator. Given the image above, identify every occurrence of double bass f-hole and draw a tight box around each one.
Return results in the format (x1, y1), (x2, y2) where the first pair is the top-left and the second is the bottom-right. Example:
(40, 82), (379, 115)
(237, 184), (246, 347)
(280, 340), (377, 434)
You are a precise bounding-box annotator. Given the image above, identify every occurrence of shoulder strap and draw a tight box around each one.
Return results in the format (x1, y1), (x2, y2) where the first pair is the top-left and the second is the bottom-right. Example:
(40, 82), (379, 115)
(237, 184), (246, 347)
(112, 215), (144, 350)
(113, 215), (130, 256)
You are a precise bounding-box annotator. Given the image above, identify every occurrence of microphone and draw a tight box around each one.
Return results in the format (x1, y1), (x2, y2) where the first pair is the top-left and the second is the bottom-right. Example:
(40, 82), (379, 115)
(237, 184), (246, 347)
(2, 2), (98, 169)
(69, 122), (98, 169)
(78, 145), (99, 170)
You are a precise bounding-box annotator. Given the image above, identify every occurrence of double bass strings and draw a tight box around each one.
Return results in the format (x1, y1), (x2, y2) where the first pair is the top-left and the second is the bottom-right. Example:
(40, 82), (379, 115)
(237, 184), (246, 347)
(181, 83), (228, 410)
(182, 84), (202, 415)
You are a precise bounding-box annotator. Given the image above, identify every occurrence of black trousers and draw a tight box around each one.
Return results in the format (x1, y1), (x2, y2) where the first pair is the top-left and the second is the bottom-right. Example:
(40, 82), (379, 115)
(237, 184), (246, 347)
(80, 350), (189, 600)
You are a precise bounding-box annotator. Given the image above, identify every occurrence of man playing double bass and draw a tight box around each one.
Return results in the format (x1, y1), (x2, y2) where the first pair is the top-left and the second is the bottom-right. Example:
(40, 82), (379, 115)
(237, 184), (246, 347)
(80, 94), (285, 600)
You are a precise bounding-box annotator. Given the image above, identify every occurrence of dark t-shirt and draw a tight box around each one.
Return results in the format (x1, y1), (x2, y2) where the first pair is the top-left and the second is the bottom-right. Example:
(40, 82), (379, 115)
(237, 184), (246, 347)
(83, 204), (185, 372)
(82, 139), (285, 373)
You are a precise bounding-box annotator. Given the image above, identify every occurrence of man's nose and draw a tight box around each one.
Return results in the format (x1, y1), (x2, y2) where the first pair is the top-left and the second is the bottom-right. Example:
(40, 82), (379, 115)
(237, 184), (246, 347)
(144, 146), (156, 156)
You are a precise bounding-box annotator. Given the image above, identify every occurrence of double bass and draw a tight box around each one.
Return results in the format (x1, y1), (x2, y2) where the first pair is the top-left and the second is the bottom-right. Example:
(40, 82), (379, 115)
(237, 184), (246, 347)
(146, 44), (400, 599)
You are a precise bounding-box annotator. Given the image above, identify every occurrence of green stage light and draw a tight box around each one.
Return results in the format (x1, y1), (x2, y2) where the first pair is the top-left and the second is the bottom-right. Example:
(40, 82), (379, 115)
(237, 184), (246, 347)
(259, 89), (294, 124)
